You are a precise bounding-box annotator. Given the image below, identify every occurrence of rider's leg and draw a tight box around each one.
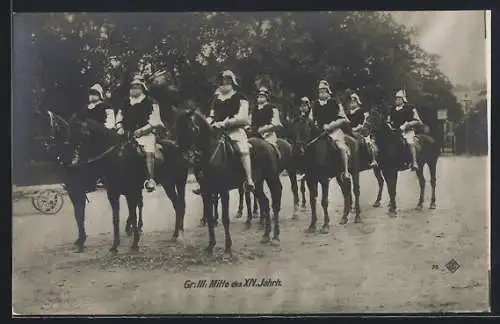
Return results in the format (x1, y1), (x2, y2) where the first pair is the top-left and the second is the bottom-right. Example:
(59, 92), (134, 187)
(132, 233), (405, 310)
(405, 130), (418, 171)
(140, 134), (157, 191)
(266, 133), (281, 160)
(365, 136), (378, 167)
(331, 129), (351, 180)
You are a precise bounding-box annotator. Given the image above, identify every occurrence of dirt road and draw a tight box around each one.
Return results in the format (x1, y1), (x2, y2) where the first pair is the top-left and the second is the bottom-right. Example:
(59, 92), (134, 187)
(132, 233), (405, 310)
(12, 156), (489, 314)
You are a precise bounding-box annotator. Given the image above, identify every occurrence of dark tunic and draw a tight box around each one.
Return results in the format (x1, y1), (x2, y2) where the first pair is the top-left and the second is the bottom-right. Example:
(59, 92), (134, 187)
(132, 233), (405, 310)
(389, 104), (415, 128)
(252, 104), (274, 129)
(311, 98), (344, 127)
(212, 92), (248, 122)
(121, 97), (156, 132)
(80, 102), (111, 124)
(346, 107), (366, 128)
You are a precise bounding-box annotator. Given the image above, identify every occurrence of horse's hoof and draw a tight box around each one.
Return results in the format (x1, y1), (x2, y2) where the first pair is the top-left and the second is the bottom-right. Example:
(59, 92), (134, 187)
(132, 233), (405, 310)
(244, 222), (251, 230)
(319, 225), (330, 234)
(415, 205), (423, 211)
(388, 210), (397, 217)
(270, 238), (280, 247)
(204, 246), (214, 255)
(222, 251), (232, 261)
(291, 214), (299, 220)
(339, 218), (348, 225)
(304, 226), (316, 234)
(260, 237), (270, 245)
(429, 203), (436, 210)
(235, 212), (243, 219)
(199, 220), (206, 228)
(130, 245), (139, 252)
(109, 247), (118, 253)
(73, 245), (84, 253)
(372, 202), (381, 208)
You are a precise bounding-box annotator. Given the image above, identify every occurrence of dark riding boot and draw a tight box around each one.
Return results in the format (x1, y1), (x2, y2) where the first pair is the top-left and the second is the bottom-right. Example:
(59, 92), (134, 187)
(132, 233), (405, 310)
(144, 152), (157, 192)
(410, 143), (418, 171)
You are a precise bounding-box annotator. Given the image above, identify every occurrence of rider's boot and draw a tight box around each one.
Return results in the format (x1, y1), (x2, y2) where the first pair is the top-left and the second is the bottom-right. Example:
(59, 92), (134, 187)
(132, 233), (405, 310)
(367, 140), (378, 168)
(339, 145), (352, 182)
(241, 152), (255, 192)
(144, 152), (157, 192)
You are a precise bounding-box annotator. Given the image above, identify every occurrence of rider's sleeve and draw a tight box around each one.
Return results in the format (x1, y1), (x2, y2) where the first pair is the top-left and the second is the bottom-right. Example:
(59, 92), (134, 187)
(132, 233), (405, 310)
(226, 96), (250, 127)
(271, 108), (282, 127)
(148, 102), (165, 128)
(412, 108), (423, 122)
(104, 108), (115, 129)
(362, 111), (369, 124)
(115, 109), (124, 129)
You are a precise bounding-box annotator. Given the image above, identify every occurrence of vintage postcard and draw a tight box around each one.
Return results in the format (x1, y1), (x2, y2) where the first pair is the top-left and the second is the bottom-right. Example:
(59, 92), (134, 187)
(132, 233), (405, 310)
(12, 10), (490, 315)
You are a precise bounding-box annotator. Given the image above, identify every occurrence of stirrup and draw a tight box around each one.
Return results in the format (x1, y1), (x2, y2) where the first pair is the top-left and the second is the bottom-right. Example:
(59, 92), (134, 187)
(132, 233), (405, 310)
(144, 179), (156, 192)
(243, 180), (255, 192)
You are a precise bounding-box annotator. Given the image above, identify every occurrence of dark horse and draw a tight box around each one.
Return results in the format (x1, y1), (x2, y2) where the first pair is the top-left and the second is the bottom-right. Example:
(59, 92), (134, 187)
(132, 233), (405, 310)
(369, 108), (440, 216)
(288, 116), (361, 232)
(177, 109), (286, 255)
(36, 109), (189, 252)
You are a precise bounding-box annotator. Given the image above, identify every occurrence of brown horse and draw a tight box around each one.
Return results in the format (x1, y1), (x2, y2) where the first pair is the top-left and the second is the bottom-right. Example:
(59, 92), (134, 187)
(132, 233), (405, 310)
(288, 116), (362, 232)
(369, 108), (440, 216)
(177, 109), (287, 255)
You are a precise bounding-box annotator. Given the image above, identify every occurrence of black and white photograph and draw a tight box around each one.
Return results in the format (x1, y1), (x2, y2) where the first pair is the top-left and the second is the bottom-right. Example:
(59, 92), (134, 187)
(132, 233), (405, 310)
(12, 10), (490, 315)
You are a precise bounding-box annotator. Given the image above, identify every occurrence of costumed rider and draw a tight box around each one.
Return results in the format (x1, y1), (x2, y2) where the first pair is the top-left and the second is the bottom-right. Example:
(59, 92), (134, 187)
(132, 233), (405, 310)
(70, 83), (116, 167)
(206, 70), (255, 192)
(251, 86), (283, 158)
(310, 80), (352, 181)
(346, 92), (378, 168)
(387, 90), (423, 171)
(115, 77), (165, 192)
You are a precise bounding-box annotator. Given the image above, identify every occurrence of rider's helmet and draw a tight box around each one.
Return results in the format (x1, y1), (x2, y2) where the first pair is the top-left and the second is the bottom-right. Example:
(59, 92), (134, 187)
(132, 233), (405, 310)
(395, 90), (408, 103)
(89, 84), (105, 101)
(318, 80), (332, 94)
(219, 70), (239, 87)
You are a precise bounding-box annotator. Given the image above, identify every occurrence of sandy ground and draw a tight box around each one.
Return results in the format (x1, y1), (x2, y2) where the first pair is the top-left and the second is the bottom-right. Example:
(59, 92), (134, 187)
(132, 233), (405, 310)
(12, 156), (489, 315)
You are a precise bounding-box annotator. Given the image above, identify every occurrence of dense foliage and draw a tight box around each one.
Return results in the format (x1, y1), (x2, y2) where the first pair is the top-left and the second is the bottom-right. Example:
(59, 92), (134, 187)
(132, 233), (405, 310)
(13, 12), (464, 168)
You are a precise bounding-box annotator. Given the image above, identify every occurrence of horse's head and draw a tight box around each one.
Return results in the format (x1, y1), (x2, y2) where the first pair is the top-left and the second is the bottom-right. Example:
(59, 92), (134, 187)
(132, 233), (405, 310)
(35, 109), (74, 165)
(288, 116), (315, 157)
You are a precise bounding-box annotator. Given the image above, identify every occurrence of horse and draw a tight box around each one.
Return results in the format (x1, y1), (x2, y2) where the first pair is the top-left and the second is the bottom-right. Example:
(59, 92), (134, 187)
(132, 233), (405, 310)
(368, 108), (440, 216)
(36, 109), (189, 252)
(288, 116), (361, 232)
(212, 185), (259, 225)
(177, 109), (286, 255)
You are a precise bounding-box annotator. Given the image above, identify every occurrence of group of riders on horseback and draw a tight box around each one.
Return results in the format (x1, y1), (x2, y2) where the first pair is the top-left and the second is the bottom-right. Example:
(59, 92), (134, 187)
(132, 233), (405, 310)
(69, 69), (423, 193)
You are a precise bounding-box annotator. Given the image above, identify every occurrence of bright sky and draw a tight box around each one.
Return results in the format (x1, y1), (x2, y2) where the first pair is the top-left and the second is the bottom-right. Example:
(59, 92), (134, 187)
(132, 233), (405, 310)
(391, 11), (487, 86)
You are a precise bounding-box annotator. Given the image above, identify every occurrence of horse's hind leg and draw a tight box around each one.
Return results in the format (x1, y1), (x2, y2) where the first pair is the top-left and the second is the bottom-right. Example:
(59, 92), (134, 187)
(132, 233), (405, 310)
(126, 192), (141, 251)
(268, 175), (283, 245)
(212, 194), (220, 227)
(162, 183), (181, 240)
(289, 170), (300, 220)
(383, 168), (398, 217)
(137, 193), (144, 233)
(107, 189), (121, 253)
(416, 165), (426, 211)
(202, 192), (216, 255)
(429, 159), (438, 209)
(373, 166), (384, 207)
(319, 179), (330, 233)
(68, 188), (87, 253)
(253, 191), (259, 217)
(220, 190), (232, 257)
(235, 186), (244, 219)
(300, 177), (307, 210)
(255, 179), (270, 242)
(352, 171), (361, 223)
(244, 188), (253, 229)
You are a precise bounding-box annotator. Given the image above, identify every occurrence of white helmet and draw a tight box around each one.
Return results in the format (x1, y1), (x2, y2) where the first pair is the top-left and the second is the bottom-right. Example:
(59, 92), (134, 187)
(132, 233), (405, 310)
(89, 84), (104, 101)
(318, 80), (332, 94)
(395, 90), (408, 103)
(350, 93), (362, 105)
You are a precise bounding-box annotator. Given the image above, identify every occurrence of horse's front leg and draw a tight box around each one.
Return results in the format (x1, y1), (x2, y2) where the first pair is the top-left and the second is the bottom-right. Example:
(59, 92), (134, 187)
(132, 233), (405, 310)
(429, 159), (437, 209)
(202, 192), (216, 255)
(305, 175), (318, 233)
(68, 188), (87, 253)
(235, 186), (244, 219)
(383, 168), (398, 217)
(137, 193), (144, 233)
(288, 169), (299, 220)
(338, 176), (352, 225)
(107, 189), (121, 253)
(212, 194), (220, 227)
(320, 179), (330, 233)
(352, 170), (361, 223)
(162, 183), (181, 241)
(373, 166), (384, 207)
(416, 166), (426, 210)
(126, 191), (141, 251)
(220, 190), (232, 257)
